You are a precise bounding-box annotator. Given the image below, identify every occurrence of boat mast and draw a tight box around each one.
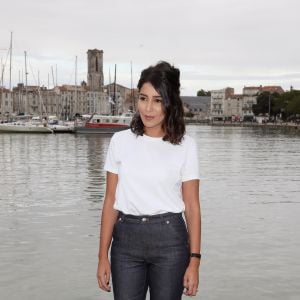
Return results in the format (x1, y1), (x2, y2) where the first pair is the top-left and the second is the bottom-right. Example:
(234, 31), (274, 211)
(24, 51), (28, 115)
(130, 61), (135, 112)
(51, 66), (55, 87)
(108, 67), (111, 114)
(55, 64), (58, 86)
(38, 71), (43, 120)
(9, 31), (12, 91)
(18, 69), (21, 115)
(113, 64), (117, 115)
(74, 55), (77, 118)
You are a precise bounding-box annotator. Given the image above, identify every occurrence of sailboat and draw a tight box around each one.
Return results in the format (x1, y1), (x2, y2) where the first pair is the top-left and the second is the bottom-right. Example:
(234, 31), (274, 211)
(0, 121), (53, 133)
(0, 44), (53, 133)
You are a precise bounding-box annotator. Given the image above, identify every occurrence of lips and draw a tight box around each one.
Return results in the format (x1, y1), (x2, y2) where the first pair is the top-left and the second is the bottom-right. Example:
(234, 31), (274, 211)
(144, 115), (155, 121)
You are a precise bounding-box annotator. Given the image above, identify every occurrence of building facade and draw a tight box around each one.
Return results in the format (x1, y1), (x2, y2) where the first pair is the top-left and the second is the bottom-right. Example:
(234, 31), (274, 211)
(0, 88), (13, 121)
(210, 87), (234, 120)
(7, 49), (109, 119)
(210, 85), (284, 121)
(103, 83), (137, 115)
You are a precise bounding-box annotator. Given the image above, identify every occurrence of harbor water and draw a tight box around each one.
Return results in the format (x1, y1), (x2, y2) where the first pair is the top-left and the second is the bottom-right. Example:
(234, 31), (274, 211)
(0, 126), (300, 300)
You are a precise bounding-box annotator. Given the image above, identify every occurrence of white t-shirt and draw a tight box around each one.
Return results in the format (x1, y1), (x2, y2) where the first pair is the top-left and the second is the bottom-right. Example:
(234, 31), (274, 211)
(104, 129), (199, 215)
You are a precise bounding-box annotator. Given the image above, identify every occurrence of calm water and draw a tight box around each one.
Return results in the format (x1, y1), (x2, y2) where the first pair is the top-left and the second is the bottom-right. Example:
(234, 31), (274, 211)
(0, 126), (300, 300)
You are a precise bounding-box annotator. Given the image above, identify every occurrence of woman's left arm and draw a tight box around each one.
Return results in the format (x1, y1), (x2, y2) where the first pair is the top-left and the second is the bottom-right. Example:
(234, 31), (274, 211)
(182, 179), (201, 296)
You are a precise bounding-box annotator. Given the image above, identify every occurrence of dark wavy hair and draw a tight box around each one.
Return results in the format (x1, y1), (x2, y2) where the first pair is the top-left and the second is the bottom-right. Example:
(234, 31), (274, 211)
(130, 61), (185, 145)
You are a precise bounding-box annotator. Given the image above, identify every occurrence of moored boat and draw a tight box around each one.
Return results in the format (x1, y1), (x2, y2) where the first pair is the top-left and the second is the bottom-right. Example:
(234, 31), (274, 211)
(48, 116), (74, 133)
(49, 123), (75, 133)
(74, 113), (132, 134)
(0, 122), (53, 133)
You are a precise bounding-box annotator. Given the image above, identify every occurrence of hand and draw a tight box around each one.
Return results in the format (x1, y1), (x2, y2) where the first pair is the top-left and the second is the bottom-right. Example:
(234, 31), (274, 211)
(97, 258), (111, 292)
(183, 263), (199, 296)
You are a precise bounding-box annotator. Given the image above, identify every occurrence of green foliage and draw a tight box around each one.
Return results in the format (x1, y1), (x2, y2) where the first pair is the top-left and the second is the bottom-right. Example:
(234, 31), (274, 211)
(197, 89), (211, 97)
(253, 90), (300, 120)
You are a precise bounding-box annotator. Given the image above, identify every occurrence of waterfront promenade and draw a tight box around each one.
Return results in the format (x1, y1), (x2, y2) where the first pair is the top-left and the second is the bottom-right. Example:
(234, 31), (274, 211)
(185, 119), (300, 130)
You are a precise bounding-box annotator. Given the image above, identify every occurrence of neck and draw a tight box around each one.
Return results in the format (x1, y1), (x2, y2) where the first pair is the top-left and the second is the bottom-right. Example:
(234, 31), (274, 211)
(144, 127), (165, 138)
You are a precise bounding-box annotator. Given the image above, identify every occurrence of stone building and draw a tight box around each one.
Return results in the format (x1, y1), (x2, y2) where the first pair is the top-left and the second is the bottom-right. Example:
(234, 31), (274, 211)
(0, 88), (13, 120)
(12, 84), (45, 115)
(87, 49), (104, 91)
(242, 85), (284, 120)
(224, 94), (243, 121)
(210, 85), (284, 121)
(103, 83), (137, 115)
(9, 49), (109, 119)
(242, 86), (261, 119)
(210, 87), (234, 120)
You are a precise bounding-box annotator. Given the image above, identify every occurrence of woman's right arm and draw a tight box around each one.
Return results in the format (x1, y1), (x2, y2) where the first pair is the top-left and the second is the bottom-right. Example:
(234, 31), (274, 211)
(97, 171), (119, 292)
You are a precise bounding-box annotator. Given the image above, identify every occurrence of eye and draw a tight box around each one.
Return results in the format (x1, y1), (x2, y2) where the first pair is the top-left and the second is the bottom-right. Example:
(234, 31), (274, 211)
(154, 98), (162, 103)
(138, 95), (147, 101)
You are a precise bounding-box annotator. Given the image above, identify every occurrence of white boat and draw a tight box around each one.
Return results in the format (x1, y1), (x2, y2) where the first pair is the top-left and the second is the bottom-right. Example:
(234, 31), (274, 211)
(0, 122), (53, 133)
(48, 116), (74, 133)
(49, 122), (74, 133)
(74, 113), (132, 134)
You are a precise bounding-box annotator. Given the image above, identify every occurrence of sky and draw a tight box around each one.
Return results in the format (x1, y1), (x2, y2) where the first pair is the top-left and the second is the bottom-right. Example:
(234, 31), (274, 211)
(1, 0), (300, 96)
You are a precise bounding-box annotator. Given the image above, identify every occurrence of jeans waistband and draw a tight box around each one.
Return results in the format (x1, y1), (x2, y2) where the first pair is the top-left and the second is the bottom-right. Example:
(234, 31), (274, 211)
(118, 211), (182, 224)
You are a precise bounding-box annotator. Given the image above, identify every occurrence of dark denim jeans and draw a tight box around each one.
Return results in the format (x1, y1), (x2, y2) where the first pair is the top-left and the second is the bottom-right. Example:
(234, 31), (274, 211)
(111, 212), (190, 300)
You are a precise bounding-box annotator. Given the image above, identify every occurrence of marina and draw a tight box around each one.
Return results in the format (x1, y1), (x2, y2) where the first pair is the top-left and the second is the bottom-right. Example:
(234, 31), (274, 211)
(0, 125), (299, 300)
(1, 0), (300, 298)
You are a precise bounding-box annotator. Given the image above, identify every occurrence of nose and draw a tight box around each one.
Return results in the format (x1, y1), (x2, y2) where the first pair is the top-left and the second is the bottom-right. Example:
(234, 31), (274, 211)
(145, 99), (153, 112)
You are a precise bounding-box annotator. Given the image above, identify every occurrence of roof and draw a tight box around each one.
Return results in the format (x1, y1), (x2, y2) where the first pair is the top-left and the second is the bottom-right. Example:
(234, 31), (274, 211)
(243, 85), (284, 94)
(181, 96), (211, 112)
(104, 83), (131, 91)
(0, 87), (11, 93)
(261, 86), (284, 94)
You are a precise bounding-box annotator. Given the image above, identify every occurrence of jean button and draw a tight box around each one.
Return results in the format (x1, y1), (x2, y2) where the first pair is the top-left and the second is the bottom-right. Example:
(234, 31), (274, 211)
(166, 220), (170, 224)
(142, 217), (147, 222)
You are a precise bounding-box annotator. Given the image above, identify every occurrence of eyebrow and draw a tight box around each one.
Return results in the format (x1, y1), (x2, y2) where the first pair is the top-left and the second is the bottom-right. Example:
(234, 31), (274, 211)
(139, 93), (162, 99)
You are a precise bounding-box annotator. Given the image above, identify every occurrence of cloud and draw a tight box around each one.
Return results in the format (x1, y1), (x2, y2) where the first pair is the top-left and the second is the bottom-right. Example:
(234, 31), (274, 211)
(1, 0), (300, 95)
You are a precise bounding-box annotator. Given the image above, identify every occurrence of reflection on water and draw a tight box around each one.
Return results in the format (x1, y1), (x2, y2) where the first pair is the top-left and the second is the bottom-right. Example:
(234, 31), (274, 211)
(0, 126), (300, 300)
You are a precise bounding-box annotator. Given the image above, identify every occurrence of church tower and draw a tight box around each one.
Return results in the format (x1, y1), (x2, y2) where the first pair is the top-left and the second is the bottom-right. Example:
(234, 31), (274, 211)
(87, 49), (104, 91)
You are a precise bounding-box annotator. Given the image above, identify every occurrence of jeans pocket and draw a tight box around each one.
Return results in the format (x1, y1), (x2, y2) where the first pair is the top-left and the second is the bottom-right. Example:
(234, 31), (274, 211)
(163, 216), (188, 245)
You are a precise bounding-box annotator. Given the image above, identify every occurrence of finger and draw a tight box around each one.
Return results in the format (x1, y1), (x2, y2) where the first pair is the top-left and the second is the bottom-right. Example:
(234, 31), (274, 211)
(98, 278), (104, 290)
(100, 273), (110, 291)
(191, 284), (198, 296)
(96, 272), (103, 289)
(183, 276), (188, 290)
(105, 270), (111, 291)
(183, 279), (189, 295)
(186, 283), (196, 296)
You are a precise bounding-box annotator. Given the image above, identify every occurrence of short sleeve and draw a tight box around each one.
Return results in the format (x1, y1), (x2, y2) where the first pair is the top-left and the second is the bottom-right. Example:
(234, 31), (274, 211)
(104, 134), (119, 174)
(181, 137), (200, 182)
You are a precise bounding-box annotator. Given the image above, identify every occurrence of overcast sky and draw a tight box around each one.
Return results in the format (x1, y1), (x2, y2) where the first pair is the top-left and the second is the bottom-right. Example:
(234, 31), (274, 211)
(1, 0), (299, 95)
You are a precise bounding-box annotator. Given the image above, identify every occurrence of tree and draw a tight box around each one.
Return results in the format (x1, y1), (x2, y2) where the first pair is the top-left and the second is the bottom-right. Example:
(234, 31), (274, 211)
(252, 92), (270, 116)
(273, 90), (300, 120)
(197, 89), (211, 97)
(252, 91), (280, 117)
(286, 91), (300, 119)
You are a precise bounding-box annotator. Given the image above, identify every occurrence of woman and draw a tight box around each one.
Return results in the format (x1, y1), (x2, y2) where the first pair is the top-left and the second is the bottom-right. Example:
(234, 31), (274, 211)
(97, 61), (201, 300)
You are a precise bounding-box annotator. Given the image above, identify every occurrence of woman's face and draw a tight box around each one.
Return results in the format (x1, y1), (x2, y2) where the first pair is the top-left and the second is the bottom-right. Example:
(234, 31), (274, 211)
(137, 82), (165, 135)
